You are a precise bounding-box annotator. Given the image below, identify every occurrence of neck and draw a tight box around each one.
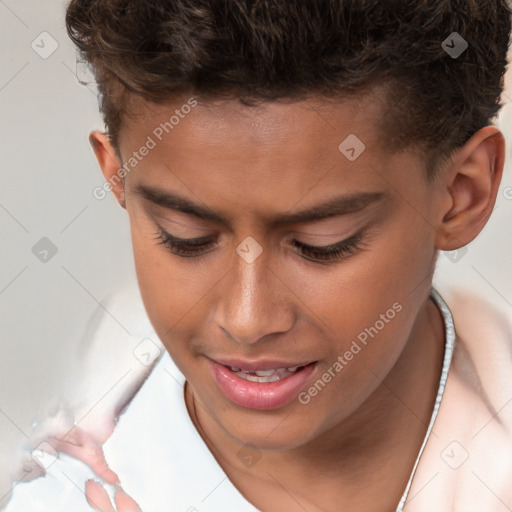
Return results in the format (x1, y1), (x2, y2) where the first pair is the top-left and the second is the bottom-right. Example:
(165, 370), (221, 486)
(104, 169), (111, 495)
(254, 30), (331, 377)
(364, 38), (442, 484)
(185, 294), (446, 511)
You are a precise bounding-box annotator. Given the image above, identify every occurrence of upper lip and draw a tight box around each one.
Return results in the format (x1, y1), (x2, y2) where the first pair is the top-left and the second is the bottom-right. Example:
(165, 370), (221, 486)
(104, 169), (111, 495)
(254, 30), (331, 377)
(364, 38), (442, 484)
(210, 357), (316, 371)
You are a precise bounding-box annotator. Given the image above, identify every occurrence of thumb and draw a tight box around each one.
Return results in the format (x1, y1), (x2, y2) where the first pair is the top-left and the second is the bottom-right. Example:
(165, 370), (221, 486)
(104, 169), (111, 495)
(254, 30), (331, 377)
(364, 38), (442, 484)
(114, 485), (142, 511)
(85, 480), (115, 512)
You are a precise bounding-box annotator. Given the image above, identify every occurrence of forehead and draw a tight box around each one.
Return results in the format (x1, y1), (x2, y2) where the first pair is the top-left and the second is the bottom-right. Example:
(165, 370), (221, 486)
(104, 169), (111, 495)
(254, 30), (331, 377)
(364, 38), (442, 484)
(120, 88), (389, 160)
(117, 89), (420, 225)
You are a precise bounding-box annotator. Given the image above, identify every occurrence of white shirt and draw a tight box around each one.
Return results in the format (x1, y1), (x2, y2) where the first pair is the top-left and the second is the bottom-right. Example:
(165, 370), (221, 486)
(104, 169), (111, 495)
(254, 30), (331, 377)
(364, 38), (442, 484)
(3, 283), (512, 512)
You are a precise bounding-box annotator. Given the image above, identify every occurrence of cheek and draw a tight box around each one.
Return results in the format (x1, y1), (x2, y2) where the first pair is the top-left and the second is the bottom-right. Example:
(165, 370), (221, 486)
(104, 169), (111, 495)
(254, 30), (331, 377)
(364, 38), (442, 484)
(294, 219), (434, 412)
(296, 217), (433, 338)
(294, 287), (419, 427)
(129, 216), (215, 363)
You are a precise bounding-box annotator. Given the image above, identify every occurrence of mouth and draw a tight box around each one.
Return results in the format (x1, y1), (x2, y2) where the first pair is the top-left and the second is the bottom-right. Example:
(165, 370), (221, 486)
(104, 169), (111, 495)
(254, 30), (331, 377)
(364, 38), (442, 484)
(207, 358), (318, 410)
(223, 363), (313, 383)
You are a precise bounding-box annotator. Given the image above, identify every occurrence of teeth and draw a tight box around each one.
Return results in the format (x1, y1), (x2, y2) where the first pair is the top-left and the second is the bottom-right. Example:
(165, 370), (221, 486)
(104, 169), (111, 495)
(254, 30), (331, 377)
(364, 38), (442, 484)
(235, 370), (284, 383)
(228, 365), (306, 383)
(229, 366), (302, 374)
(254, 370), (275, 376)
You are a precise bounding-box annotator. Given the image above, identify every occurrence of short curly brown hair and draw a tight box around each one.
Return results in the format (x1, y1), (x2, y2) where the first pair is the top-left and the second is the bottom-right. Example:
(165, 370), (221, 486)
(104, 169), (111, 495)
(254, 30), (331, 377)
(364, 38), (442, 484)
(65, 0), (511, 180)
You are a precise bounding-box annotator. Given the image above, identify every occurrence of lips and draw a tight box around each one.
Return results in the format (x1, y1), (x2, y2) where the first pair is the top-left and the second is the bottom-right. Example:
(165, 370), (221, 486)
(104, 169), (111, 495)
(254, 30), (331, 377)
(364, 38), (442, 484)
(207, 358), (318, 410)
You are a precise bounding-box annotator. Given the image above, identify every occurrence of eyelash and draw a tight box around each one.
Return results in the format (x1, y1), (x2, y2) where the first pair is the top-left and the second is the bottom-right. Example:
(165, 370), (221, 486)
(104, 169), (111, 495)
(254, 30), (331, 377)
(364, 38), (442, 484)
(153, 225), (366, 263)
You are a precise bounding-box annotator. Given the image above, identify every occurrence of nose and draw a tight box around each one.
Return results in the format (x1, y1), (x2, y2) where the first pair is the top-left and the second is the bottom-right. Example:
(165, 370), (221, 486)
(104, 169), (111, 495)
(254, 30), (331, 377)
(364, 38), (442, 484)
(215, 246), (295, 345)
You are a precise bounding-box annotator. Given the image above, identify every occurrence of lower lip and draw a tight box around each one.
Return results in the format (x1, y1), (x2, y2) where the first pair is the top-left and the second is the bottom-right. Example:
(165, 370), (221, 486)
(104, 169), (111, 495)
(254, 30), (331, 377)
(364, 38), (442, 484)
(207, 359), (317, 410)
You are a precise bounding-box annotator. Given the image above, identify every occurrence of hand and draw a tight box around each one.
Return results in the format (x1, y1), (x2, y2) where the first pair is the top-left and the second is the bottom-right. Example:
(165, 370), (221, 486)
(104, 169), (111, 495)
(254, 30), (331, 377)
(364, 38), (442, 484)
(85, 480), (142, 512)
(48, 425), (119, 485)
(13, 411), (142, 511)
(50, 426), (142, 511)
(12, 424), (118, 485)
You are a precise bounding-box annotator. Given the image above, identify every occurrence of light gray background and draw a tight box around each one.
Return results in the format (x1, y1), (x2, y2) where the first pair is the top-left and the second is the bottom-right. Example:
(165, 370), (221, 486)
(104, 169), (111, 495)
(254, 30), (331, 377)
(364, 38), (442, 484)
(0, 0), (135, 501)
(1, 0), (512, 507)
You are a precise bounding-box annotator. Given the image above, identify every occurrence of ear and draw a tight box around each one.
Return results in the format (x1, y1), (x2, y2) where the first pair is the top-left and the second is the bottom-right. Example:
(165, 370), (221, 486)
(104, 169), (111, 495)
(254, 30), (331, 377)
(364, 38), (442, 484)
(435, 126), (506, 251)
(89, 131), (126, 209)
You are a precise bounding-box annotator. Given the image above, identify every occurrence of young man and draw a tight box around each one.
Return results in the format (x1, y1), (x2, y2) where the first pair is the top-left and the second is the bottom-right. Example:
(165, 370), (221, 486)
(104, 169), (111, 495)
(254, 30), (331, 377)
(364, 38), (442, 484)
(4, 1), (512, 511)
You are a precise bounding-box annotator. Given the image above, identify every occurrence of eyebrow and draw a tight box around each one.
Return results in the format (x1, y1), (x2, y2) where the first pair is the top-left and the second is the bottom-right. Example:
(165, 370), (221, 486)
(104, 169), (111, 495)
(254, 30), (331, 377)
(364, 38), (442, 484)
(133, 184), (387, 228)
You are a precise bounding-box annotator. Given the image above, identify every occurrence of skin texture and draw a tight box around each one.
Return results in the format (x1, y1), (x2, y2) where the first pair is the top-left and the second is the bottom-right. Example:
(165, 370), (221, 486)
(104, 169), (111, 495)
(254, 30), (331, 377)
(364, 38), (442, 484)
(88, 91), (505, 511)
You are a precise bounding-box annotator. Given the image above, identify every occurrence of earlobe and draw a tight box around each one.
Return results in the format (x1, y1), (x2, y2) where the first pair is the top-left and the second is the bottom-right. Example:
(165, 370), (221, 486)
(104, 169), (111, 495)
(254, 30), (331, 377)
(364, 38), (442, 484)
(435, 126), (505, 251)
(89, 131), (126, 209)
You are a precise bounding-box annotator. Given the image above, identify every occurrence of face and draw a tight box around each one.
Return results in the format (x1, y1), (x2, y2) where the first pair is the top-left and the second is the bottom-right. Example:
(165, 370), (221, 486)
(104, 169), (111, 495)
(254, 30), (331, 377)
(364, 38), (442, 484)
(111, 93), (443, 451)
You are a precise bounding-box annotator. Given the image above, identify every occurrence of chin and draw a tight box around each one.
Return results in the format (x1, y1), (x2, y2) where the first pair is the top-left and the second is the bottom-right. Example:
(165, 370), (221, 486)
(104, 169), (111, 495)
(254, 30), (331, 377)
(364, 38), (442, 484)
(218, 409), (320, 452)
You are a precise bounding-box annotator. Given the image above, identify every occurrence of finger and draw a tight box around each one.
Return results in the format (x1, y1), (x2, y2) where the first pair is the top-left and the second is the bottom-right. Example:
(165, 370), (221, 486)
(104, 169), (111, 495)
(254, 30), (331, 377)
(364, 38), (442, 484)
(114, 486), (142, 512)
(51, 437), (120, 484)
(83, 451), (120, 485)
(85, 479), (115, 512)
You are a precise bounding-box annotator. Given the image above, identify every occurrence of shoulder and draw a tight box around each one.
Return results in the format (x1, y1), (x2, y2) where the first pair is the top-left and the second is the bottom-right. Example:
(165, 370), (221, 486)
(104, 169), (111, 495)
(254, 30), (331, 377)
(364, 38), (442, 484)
(408, 286), (512, 511)
(440, 286), (512, 450)
(444, 287), (512, 402)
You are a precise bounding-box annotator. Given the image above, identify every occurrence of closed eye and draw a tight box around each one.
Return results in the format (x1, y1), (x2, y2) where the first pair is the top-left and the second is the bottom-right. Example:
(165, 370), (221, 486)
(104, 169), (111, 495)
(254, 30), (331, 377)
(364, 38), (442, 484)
(153, 224), (367, 264)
